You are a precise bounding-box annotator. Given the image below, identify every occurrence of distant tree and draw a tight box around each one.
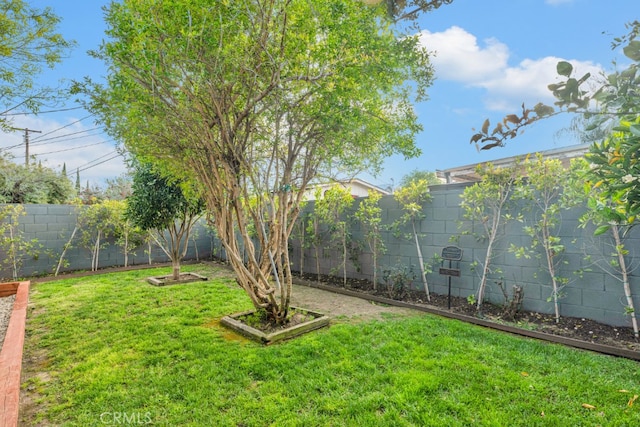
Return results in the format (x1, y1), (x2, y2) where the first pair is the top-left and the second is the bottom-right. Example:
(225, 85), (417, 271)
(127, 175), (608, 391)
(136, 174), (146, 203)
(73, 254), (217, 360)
(104, 173), (132, 201)
(0, 0), (73, 129)
(399, 169), (441, 188)
(126, 164), (204, 280)
(0, 155), (75, 203)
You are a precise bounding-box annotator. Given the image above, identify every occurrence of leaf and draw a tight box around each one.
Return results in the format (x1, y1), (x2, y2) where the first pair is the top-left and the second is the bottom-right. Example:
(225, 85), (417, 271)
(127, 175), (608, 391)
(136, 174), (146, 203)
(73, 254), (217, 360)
(581, 403), (596, 410)
(629, 395), (638, 407)
(594, 224), (610, 236)
(520, 371), (529, 377)
(557, 61), (574, 77)
(481, 118), (490, 134)
(623, 40), (640, 61)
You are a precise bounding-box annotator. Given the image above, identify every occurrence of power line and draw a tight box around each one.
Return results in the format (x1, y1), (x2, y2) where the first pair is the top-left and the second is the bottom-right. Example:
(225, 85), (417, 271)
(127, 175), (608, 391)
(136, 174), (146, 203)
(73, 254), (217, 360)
(76, 152), (123, 173)
(31, 141), (109, 156)
(30, 114), (94, 141)
(29, 127), (103, 146)
(4, 106), (84, 116)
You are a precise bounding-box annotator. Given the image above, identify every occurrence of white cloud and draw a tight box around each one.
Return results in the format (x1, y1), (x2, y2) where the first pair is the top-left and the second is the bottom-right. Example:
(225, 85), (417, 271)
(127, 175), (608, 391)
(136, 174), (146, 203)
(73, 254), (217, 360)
(417, 26), (603, 112)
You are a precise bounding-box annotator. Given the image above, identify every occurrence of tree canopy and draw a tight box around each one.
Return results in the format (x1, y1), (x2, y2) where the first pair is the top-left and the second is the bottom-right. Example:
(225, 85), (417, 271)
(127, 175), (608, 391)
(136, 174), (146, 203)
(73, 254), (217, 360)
(86, 0), (434, 323)
(0, 0), (73, 129)
(0, 154), (75, 203)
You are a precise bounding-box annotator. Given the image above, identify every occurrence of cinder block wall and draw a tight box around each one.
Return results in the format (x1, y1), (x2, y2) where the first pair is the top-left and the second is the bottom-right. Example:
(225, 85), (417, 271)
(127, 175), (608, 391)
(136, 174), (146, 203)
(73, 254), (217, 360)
(289, 183), (640, 327)
(0, 204), (213, 279)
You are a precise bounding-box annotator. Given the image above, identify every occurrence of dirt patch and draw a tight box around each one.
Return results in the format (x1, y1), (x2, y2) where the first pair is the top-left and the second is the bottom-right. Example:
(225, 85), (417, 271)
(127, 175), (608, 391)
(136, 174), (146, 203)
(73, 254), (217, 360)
(297, 273), (640, 353)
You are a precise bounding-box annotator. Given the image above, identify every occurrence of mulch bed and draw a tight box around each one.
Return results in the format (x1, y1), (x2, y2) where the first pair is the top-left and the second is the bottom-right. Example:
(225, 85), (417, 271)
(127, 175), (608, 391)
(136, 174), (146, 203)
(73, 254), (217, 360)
(298, 273), (640, 354)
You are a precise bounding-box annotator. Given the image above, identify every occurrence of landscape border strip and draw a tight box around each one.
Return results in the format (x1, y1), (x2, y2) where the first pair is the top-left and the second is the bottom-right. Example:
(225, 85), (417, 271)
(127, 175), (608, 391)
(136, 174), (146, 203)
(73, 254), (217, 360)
(294, 280), (640, 362)
(0, 280), (30, 427)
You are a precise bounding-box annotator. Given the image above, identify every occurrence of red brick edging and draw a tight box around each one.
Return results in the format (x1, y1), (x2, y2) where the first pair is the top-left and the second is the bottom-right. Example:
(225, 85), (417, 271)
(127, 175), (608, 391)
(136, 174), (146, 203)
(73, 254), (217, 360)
(0, 281), (29, 427)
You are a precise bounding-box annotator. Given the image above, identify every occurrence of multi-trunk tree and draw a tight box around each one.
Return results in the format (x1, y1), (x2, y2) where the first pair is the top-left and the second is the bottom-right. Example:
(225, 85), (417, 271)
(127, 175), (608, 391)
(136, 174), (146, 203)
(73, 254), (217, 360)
(85, 0), (432, 324)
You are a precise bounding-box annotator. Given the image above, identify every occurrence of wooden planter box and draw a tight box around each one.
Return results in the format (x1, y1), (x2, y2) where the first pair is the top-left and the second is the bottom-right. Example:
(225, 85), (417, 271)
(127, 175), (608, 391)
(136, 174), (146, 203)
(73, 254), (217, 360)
(147, 272), (208, 286)
(221, 307), (330, 345)
(0, 280), (30, 427)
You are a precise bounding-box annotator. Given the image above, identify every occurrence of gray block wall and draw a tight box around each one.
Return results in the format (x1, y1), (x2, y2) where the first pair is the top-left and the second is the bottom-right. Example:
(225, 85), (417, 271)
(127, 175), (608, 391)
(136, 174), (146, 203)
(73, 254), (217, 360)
(3, 187), (639, 329)
(0, 204), (214, 279)
(288, 183), (640, 328)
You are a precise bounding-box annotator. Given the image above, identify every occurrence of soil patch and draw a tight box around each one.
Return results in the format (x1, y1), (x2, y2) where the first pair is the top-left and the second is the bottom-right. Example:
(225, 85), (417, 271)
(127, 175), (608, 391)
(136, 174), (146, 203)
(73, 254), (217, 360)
(296, 273), (640, 353)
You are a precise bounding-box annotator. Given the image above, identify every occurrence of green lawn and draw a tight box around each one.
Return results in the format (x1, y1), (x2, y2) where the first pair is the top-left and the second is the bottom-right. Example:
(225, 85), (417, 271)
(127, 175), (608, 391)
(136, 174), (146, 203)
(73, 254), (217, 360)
(22, 264), (640, 426)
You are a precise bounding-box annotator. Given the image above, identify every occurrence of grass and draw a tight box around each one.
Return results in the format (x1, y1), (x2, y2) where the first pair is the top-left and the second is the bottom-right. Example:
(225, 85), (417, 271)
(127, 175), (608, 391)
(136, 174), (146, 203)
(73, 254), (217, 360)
(22, 263), (640, 426)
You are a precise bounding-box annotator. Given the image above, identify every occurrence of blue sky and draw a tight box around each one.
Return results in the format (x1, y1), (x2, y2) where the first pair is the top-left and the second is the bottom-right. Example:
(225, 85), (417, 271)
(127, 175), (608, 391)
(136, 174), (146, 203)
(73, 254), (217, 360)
(2, 0), (636, 188)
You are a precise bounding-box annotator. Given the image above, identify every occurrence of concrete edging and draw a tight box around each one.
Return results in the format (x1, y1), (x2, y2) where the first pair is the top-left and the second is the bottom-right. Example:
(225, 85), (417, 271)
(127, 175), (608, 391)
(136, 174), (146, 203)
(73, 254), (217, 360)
(0, 281), (30, 427)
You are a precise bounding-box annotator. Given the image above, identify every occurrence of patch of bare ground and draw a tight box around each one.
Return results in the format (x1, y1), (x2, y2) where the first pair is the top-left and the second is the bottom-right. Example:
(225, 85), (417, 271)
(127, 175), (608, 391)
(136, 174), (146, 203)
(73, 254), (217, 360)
(295, 272), (640, 354)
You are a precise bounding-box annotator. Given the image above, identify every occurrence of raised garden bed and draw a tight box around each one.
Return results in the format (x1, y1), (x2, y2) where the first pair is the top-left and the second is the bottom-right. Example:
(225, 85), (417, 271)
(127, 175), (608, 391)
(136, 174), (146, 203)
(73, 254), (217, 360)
(221, 307), (330, 344)
(0, 281), (30, 427)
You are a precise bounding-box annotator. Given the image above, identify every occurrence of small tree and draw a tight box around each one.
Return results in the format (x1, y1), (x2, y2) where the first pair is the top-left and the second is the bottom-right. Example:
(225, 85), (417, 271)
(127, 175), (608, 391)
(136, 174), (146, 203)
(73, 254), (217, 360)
(126, 164), (204, 280)
(571, 127), (640, 337)
(393, 178), (432, 300)
(0, 204), (40, 280)
(314, 185), (355, 287)
(509, 154), (572, 323)
(77, 201), (118, 271)
(459, 162), (520, 311)
(355, 191), (386, 289)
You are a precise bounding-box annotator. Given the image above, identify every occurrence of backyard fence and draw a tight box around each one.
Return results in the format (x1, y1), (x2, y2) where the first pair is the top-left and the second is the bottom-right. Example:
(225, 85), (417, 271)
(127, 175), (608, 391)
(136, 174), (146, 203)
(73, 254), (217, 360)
(2, 185), (639, 328)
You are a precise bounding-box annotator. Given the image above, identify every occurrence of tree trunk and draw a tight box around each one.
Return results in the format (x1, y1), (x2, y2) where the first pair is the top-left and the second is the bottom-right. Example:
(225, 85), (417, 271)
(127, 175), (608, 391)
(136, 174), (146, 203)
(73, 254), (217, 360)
(412, 219), (430, 301)
(612, 225), (639, 338)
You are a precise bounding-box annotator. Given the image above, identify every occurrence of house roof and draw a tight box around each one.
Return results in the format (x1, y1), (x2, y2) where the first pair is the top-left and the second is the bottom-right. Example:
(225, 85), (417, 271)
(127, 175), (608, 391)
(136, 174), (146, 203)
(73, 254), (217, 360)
(436, 143), (591, 184)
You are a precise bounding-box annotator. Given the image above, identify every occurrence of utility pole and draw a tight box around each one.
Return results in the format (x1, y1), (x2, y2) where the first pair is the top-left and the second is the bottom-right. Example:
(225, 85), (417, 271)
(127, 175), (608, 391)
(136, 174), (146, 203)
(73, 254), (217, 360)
(10, 127), (42, 166)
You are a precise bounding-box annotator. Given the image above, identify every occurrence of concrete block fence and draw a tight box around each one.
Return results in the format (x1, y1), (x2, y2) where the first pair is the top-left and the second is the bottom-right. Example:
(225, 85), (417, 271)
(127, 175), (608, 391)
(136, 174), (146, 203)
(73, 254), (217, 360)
(289, 183), (640, 328)
(0, 204), (214, 280)
(2, 185), (640, 328)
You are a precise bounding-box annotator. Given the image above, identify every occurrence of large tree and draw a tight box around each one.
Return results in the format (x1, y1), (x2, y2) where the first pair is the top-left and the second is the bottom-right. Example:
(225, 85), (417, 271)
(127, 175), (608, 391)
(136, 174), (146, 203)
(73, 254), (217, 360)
(86, 0), (432, 324)
(0, 0), (73, 129)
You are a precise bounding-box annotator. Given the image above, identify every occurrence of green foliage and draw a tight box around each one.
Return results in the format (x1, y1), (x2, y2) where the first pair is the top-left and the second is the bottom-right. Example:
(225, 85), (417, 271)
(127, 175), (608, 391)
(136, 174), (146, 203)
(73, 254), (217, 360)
(393, 178), (432, 298)
(354, 190), (386, 288)
(126, 164), (203, 232)
(0, 204), (42, 280)
(83, 0), (433, 322)
(459, 162), (520, 310)
(0, 0), (73, 129)
(0, 156), (75, 203)
(77, 201), (121, 271)
(127, 163), (204, 279)
(569, 156), (640, 337)
(398, 169), (440, 188)
(509, 154), (573, 322)
(382, 263), (416, 300)
(313, 185), (355, 286)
